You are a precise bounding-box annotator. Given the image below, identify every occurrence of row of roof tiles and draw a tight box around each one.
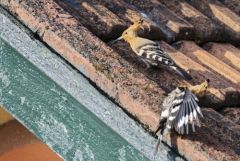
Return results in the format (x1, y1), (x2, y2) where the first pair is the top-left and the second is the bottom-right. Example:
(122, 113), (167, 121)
(58, 0), (240, 44)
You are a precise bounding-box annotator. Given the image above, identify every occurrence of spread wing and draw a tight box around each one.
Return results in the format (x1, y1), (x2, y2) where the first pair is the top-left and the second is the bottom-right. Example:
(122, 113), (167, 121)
(166, 89), (203, 134)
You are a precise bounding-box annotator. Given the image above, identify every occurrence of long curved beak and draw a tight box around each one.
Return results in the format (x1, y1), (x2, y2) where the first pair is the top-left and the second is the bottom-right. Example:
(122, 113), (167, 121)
(109, 36), (123, 45)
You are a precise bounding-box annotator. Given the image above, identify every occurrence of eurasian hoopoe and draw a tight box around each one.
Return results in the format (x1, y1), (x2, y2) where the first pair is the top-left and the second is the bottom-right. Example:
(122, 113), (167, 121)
(110, 19), (192, 80)
(154, 79), (209, 154)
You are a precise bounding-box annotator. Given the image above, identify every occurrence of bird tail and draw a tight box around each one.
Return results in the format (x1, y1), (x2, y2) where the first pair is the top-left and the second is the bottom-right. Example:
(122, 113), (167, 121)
(154, 137), (161, 155)
(154, 129), (164, 155)
(154, 118), (166, 155)
(170, 65), (192, 80)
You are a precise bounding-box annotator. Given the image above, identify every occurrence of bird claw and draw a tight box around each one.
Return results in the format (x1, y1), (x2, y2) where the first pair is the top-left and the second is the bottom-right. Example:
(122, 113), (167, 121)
(144, 63), (151, 70)
(140, 58), (151, 70)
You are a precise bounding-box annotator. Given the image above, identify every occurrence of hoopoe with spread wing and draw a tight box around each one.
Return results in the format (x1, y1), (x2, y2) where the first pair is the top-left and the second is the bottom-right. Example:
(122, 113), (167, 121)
(154, 79), (209, 154)
(110, 19), (192, 80)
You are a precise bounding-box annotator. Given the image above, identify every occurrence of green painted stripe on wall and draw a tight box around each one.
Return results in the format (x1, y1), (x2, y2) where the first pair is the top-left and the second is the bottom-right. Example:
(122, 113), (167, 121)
(0, 38), (150, 161)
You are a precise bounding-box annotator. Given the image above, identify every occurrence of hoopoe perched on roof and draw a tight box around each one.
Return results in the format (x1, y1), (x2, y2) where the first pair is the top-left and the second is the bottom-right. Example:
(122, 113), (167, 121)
(110, 19), (192, 80)
(154, 79), (209, 154)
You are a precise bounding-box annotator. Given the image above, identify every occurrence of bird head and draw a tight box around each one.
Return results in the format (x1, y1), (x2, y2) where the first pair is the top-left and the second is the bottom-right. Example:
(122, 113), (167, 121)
(198, 79), (210, 93)
(190, 79), (210, 97)
(109, 19), (144, 44)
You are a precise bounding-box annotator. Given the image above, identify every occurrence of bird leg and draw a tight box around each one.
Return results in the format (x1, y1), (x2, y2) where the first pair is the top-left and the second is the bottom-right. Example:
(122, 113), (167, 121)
(140, 58), (151, 70)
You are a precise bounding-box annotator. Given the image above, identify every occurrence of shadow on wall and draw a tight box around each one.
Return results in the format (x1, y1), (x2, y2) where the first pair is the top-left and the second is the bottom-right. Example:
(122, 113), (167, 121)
(0, 120), (62, 161)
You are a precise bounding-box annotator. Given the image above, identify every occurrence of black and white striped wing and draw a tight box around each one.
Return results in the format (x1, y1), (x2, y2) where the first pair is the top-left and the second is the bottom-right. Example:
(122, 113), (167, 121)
(137, 43), (174, 66)
(136, 43), (192, 80)
(155, 87), (182, 136)
(166, 89), (203, 135)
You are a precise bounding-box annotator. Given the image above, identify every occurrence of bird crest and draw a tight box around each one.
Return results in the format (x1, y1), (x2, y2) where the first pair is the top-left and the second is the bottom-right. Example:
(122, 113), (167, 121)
(109, 19), (144, 44)
(188, 79), (210, 97)
(123, 19), (144, 34)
